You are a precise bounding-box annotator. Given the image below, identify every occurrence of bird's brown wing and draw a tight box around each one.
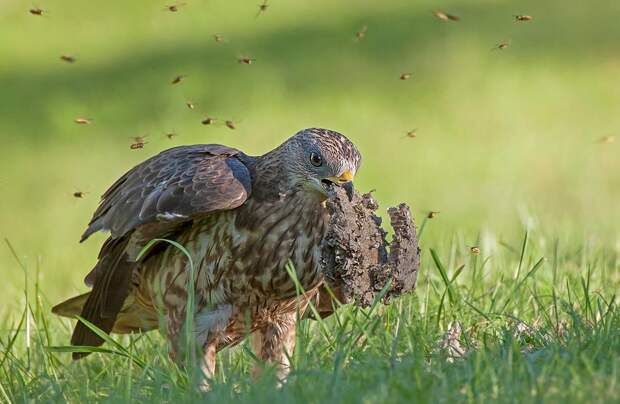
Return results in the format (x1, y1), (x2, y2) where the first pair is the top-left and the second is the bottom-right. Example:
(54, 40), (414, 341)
(81, 144), (252, 242)
(70, 144), (252, 357)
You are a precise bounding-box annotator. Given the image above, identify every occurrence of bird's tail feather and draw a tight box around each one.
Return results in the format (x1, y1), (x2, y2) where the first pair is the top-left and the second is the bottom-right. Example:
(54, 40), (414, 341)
(68, 236), (133, 359)
(52, 290), (159, 336)
(52, 292), (90, 318)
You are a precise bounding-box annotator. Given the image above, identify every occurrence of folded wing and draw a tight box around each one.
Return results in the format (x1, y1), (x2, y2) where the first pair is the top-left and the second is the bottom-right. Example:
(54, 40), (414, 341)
(68, 144), (252, 358)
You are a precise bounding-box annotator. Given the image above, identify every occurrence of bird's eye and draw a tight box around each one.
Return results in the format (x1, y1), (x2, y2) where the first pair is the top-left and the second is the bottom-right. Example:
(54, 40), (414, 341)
(309, 152), (323, 167)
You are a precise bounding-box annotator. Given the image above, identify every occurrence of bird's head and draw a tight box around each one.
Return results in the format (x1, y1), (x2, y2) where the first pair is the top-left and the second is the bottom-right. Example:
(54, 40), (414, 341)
(279, 128), (362, 199)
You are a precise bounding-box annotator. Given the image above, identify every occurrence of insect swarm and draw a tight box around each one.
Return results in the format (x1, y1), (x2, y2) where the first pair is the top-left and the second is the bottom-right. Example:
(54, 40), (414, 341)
(433, 10), (460, 21)
(165, 131), (179, 140)
(493, 41), (511, 50)
(598, 135), (615, 144)
(213, 34), (225, 43)
(400, 72), (412, 80)
(186, 101), (196, 109)
(470, 246), (481, 255)
(73, 191), (88, 198)
(74, 118), (93, 125)
(427, 211), (440, 219)
(225, 120), (236, 130)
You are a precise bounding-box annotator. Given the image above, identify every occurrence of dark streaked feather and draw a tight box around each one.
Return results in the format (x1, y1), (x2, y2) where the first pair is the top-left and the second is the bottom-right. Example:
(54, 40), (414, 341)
(52, 291), (159, 334)
(81, 144), (252, 242)
(52, 292), (90, 317)
(71, 145), (253, 358)
(71, 236), (133, 358)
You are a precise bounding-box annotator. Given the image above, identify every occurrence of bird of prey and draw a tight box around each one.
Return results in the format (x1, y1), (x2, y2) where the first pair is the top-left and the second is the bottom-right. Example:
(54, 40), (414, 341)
(53, 128), (361, 388)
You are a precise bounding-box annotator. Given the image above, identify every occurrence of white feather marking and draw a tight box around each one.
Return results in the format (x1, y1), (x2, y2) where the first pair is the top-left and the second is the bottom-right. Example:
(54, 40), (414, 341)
(156, 212), (188, 220)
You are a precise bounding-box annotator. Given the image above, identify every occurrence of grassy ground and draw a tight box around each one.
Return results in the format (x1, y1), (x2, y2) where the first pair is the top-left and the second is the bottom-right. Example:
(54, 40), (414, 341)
(1, 0), (619, 402)
(3, 235), (620, 402)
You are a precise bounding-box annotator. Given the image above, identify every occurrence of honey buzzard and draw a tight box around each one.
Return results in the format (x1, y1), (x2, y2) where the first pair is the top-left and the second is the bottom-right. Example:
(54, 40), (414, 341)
(53, 128), (361, 388)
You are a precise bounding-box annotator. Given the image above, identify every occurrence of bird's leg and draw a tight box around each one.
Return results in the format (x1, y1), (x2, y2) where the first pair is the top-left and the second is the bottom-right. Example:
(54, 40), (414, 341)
(164, 307), (185, 365)
(198, 341), (217, 392)
(250, 330), (264, 379)
(194, 304), (233, 391)
(252, 310), (297, 384)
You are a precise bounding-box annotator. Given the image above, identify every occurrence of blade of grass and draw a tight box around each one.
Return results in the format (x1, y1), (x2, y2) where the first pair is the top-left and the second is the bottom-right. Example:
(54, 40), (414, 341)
(515, 230), (529, 280)
(4, 239), (31, 368)
(0, 308), (26, 371)
(500, 257), (545, 313)
(430, 248), (455, 304)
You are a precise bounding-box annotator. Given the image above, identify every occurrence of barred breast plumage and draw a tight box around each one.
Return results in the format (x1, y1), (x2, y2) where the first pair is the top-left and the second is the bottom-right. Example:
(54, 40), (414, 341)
(140, 190), (328, 348)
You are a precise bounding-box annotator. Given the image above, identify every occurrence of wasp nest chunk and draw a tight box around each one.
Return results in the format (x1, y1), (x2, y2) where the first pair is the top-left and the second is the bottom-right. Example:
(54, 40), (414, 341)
(316, 187), (420, 316)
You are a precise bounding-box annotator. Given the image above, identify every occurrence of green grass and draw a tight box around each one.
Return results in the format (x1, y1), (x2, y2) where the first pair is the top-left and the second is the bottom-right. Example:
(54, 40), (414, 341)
(2, 233), (619, 402)
(1, 0), (619, 402)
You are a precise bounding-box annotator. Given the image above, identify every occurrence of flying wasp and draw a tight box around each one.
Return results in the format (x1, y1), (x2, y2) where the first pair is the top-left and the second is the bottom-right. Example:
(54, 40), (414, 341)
(130, 135), (148, 149)
(201, 116), (217, 125)
(427, 211), (440, 219)
(433, 10), (460, 21)
(404, 129), (418, 139)
(493, 41), (511, 50)
(256, 0), (269, 17)
(171, 75), (187, 84)
(164, 3), (186, 12)
(598, 135), (615, 144)
(29, 7), (45, 16)
(238, 56), (256, 65)
(130, 141), (148, 150)
(355, 25), (368, 41)
(514, 15), (532, 22)
(60, 55), (76, 63)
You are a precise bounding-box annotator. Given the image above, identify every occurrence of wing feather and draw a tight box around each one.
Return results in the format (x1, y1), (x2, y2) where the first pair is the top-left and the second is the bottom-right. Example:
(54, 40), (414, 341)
(81, 144), (252, 242)
(68, 144), (253, 357)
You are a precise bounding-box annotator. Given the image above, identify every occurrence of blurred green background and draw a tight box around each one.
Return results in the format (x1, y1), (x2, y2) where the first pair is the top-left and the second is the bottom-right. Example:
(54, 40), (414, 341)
(1, 0), (618, 317)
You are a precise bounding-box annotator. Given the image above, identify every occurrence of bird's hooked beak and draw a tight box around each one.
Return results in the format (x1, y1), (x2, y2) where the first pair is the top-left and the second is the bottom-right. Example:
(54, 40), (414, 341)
(325, 170), (355, 201)
(326, 170), (354, 185)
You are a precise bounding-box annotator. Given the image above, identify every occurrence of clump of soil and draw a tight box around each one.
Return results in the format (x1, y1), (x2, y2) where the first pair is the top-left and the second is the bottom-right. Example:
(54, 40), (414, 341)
(315, 187), (420, 317)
